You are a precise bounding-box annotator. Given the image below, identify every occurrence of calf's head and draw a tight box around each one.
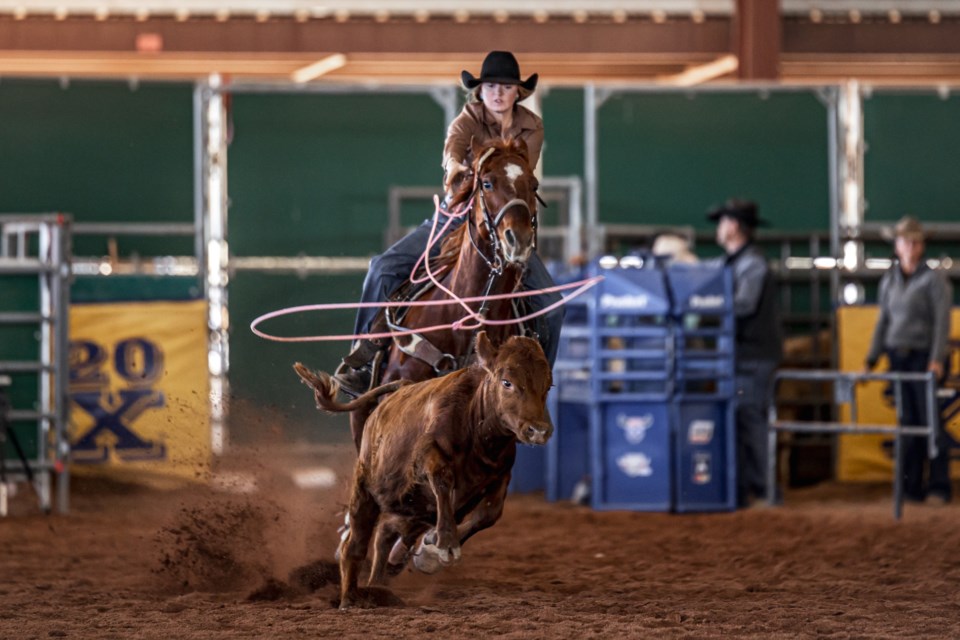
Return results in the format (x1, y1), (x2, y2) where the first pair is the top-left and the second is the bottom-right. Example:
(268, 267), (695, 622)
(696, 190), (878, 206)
(476, 331), (554, 446)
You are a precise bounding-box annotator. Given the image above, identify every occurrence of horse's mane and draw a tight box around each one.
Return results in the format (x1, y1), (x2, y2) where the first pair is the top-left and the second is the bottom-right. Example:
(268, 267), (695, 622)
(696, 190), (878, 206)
(430, 223), (467, 275)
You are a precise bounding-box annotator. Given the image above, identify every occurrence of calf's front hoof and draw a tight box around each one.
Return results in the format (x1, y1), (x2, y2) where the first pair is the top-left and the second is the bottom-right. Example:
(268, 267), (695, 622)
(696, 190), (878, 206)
(413, 541), (461, 574)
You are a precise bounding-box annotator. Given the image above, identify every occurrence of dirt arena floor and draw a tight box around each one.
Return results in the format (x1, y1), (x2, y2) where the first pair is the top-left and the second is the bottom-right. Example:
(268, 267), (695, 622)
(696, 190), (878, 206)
(2, 443), (959, 639)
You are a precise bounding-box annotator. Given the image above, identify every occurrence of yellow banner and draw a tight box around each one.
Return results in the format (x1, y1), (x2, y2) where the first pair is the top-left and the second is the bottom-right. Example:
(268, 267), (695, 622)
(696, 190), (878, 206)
(69, 300), (210, 487)
(837, 306), (960, 482)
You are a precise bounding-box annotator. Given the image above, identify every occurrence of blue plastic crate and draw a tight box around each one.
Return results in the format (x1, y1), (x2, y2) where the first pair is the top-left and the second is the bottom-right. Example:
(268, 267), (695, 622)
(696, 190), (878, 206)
(666, 263), (735, 400)
(509, 441), (547, 494)
(591, 266), (673, 401)
(590, 401), (672, 511)
(545, 392), (591, 502)
(672, 398), (737, 512)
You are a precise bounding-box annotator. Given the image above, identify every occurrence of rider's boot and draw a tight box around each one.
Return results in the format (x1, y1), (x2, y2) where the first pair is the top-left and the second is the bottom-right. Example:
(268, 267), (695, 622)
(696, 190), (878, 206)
(334, 312), (391, 397)
(333, 339), (381, 398)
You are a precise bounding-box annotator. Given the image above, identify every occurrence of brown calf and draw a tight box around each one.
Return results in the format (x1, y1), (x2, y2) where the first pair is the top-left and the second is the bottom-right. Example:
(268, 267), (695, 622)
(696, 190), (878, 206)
(294, 332), (553, 609)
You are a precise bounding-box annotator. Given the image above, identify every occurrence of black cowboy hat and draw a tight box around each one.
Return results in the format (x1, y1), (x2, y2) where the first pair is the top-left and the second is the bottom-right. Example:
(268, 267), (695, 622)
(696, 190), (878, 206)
(706, 198), (768, 228)
(461, 51), (538, 95)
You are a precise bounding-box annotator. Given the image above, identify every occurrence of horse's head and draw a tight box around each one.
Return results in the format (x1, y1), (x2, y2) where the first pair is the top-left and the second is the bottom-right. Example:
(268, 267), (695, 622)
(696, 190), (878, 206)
(469, 138), (539, 266)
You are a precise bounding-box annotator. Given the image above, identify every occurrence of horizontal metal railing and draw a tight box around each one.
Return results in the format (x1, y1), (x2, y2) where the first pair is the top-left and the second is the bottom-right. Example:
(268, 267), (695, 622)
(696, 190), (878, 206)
(767, 368), (939, 520)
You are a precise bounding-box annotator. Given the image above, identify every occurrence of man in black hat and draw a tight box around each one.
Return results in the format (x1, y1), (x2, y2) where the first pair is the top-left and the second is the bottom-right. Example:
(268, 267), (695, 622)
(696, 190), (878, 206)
(708, 198), (783, 508)
(334, 51), (561, 397)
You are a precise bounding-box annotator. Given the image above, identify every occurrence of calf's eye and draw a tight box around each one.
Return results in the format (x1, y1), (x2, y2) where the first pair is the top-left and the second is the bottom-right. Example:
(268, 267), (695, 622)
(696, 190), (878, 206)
(501, 379), (513, 390)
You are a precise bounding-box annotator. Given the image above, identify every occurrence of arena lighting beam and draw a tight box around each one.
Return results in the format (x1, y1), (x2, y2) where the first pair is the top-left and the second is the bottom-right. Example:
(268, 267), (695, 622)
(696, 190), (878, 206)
(290, 53), (347, 84)
(657, 54), (738, 87)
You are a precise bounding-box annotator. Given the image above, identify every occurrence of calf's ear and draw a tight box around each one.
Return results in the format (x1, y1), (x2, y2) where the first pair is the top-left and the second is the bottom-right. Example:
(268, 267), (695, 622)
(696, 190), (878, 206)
(475, 331), (496, 370)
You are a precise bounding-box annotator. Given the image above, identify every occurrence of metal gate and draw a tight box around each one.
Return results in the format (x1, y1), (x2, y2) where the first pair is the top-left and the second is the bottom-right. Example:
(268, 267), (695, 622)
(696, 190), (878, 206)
(0, 214), (71, 515)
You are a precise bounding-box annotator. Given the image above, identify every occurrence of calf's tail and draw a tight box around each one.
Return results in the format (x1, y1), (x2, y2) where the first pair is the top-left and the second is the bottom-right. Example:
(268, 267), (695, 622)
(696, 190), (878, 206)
(293, 362), (408, 413)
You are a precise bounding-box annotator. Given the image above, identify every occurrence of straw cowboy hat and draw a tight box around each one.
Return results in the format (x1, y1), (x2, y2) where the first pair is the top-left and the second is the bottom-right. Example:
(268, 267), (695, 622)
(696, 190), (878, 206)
(706, 198), (768, 228)
(878, 216), (925, 242)
(651, 234), (698, 264)
(461, 51), (539, 99)
(894, 216), (924, 241)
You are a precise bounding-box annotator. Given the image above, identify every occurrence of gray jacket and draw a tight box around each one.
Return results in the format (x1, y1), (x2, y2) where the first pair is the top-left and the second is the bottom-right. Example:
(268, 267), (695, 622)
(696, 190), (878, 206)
(866, 261), (952, 367)
(713, 243), (782, 365)
(732, 243), (782, 365)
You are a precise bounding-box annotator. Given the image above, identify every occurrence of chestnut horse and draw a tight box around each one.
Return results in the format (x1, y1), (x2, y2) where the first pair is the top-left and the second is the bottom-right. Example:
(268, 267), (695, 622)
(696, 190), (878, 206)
(299, 139), (539, 577)
(349, 137), (540, 449)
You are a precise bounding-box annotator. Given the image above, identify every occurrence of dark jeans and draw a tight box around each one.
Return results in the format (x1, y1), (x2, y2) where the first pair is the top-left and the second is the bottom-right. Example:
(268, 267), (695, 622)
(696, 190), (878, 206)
(887, 348), (952, 502)
(735, 359), (779, 506)
(354, 217), (564, 366)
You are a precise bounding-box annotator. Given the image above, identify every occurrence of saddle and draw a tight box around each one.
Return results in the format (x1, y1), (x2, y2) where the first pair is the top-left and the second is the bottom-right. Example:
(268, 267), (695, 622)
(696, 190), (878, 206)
(368, 262), (535, 388)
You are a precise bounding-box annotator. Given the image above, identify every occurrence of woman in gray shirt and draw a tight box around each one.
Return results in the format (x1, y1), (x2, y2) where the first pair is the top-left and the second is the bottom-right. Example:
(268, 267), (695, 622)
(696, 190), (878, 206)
(864, 216), (953, 505)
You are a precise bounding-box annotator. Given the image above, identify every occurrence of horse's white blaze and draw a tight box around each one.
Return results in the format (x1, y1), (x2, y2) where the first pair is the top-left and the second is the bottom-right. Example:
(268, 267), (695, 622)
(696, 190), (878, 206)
(504, 163), (524, 188)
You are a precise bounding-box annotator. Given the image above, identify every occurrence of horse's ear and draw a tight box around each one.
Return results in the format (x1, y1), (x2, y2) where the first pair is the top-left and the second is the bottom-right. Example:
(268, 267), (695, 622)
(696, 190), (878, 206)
(475, 331), (497, 370)
(511, 137), (530, 162)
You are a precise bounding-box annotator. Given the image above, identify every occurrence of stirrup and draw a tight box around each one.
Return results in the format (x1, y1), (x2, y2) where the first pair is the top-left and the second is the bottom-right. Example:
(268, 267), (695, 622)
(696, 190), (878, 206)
(342, 338), (383, 369)
(333, 361), (373, 398)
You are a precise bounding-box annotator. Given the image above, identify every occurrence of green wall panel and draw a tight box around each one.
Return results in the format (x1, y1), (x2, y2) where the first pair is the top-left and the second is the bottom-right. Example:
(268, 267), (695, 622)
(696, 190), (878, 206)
(228, 271), (368, 445)
(71, 275), (201, 303)
(229, 92), (445, 258)
(0, 276), (41, 419)
(596, 91), (830, 233)
(1, 276), (43, 460)
(542, 88), (586, 178)
(0, 79), (194, 258)
(2, 419), (39, 463)
(864, 92), (960, 223)
(0, 275), (40, 315)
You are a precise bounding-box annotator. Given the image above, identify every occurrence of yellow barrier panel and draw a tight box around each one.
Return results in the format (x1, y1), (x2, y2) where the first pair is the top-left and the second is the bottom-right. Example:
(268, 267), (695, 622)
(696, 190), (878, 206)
(68, 300), (210, 487)
(837, 306), (960, 482)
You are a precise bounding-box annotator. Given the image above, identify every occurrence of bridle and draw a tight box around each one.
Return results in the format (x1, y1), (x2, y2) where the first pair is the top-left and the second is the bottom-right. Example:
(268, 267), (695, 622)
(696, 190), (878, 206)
(466, 150), (538, 275)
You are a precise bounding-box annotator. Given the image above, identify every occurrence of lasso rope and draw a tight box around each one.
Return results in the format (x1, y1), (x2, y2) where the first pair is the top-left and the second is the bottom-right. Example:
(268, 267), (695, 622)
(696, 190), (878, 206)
(249, 273), (602, 343)
(251, 151), (602, 343)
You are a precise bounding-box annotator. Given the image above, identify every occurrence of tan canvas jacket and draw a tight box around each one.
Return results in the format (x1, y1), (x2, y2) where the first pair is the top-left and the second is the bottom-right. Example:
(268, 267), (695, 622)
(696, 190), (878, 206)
(442, 101), (544, 177)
